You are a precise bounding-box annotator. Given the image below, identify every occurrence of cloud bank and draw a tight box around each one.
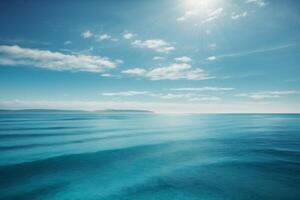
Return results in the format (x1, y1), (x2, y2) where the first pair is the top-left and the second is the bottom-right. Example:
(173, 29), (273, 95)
(122, 63), (212, 80)
(0, 45), (120, 73)
(132, 39), (175, 53)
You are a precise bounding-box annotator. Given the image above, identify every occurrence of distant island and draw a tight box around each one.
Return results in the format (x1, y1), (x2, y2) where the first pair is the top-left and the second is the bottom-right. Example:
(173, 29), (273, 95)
(95, 109), (153, 113)
(0, 109), (86, 113)
(0, 109), (154, 114)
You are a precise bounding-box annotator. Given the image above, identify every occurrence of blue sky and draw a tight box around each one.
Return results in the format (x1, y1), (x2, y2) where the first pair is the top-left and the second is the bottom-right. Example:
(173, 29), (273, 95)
(0, 0), (299, 113)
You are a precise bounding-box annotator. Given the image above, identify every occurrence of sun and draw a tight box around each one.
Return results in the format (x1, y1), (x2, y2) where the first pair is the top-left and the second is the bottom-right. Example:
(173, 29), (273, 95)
(182, 0), (220, 12)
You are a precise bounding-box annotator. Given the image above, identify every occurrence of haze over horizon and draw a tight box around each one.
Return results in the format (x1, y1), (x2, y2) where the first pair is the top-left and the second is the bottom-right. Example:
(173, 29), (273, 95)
(0, 0), (300, 113)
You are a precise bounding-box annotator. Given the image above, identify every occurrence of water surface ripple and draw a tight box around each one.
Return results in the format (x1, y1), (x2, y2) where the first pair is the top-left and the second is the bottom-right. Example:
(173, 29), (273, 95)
(0, 112), (300, 199)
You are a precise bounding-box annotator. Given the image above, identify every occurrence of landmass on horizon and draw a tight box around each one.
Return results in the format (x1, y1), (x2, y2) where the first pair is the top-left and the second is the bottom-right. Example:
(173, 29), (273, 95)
(0, 109), (154, 113)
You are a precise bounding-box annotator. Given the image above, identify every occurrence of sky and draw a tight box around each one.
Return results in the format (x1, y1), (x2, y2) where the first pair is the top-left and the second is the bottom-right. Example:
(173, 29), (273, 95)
(0, 0), (300, 113)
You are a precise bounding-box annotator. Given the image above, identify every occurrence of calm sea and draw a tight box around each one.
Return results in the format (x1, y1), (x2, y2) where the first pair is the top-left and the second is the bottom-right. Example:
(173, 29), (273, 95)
(0, 111), (300, 199)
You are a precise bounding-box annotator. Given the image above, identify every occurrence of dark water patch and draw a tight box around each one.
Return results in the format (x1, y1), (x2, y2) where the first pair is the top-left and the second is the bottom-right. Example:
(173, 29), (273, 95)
(0, 182), (66, 200)
(0, 131), (154, 151)
(253, 148), (300, 160)
(103, 159), (300, 200)
(0, 142), (178, 197)
(0, 128), (127, 139)
(0, 126), (200, 151)
(107, 175), (226, 200)
(0, 126), (86, 131)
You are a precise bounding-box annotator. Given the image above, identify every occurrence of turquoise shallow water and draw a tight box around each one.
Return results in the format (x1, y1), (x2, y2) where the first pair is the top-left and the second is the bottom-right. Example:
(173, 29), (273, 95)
(0, 111), (300, 200)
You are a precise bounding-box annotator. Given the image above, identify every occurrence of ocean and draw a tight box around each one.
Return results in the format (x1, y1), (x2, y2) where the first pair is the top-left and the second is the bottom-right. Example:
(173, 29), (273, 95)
(0, 111), (300, 199)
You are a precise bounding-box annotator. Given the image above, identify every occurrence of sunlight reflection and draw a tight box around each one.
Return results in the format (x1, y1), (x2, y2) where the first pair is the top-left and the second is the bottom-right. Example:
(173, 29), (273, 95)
(183, 0), (221, 12)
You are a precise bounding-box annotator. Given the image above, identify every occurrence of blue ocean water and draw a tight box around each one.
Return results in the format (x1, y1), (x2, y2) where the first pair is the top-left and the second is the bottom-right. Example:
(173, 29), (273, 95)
(0, 111), (300, 200)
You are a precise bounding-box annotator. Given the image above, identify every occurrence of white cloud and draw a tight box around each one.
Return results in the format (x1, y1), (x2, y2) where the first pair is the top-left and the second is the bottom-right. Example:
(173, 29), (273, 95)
(64, 41), (72, 45)
(207, 44), (296, 61)
(122, 63), (212, 80)
(102, 91), (148, 97)
(231, 11), (248, 20)
(122, 68), (147, 76)
(178, 8), (223, 23)
(96, 34), (112, 41)
(145, 63), (198, 80)
(100, 89), (222, 102)
(171, 87), (234, 91)
(153, 56), (165, 61)
(132, 39), (175, 53)
(246, 0), (267, 7)
(81, 31), (117, 42)
(101, 90), (221, 102)
(157, 93), (220, 101)
(236, 91), (298, 100)
(161, 92), (222, 102)
(202, 8), (223, 23)
(101, 73), (113, 77)
(174, 56), (192, 63)
(158, 93), (192, 99)
(207, 56), (217, 61)
(189, 96), (221, 102)
(0, 45), (119, 73)
(123, 31), (135, 40)
(101, 73), (121, 78)
(100, 90), (221, 103)
(177, 10), (198, 21)
(81, 30), (93, 39)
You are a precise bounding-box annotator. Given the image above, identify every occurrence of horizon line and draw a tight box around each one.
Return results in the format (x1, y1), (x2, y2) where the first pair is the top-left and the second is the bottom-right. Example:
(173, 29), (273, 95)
(1, 108), (300, 114)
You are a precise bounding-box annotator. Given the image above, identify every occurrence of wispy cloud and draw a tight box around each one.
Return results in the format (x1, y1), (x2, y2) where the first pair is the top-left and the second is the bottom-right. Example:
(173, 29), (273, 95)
(189, 96), (221, 102)
(95, 34), (112, 41)
(0, 45), (119, 73)
(144, 63), (206, 80)
(122, 68), (146, 76)
(101, 90), (221, 102)
(132, 39), (175, 53)
(153, 56), (165, 61)
(159, 93), (221, 101)
(206, 56), (217, 61)
(202, 8), (223, 23)
(207, 44), (296, 61)
(96, 34), (119, 42)
(177, 7), (223, 23)
(102, 91), (148, 96)
(123, 31), (135, 40)
(158, 93), (192, 99)
(122, 63), (212, 80)
(236, 91), (298, 99)
(171, 87), (234, 92)
(81, 30), (117, 42)
(64, 41), (72, 45)
(177, 10), (198, 21)
(231, 11), (248, 20)
(81, 30), (93, 39)
(246, 0), (267, 7)
(174, 56), (192, 63)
